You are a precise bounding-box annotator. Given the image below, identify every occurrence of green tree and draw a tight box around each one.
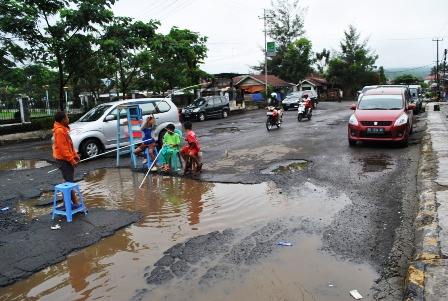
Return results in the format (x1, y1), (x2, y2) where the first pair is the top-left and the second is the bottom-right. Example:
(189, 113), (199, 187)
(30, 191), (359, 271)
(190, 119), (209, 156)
(254, 0), (310, 83)
(280, 38), (313, 83)
(100, 17), (159, 99)
(148, 27), (210, 91)
(266, 0), (307, 51)
(0, 0), (116, 110)
(392, 74), (419, 85)
(326, 25), (378, 96)
(314, 48), (331, 75)
(378, 66), (387, 84)
(0, 64), (57, 109)
(431, 63), (445, 75)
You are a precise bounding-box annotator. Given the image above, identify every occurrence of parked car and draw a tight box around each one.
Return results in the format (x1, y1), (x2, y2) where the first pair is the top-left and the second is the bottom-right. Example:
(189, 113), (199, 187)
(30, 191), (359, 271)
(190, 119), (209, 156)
(181, 95), (230, 121)
(358, 85), (378, 101)
(283, 90), (318, 110)
(348, 87), (416, 147)
(282, 91), (303, 111)
(68, 98), (182, 159)
(409, 86), (423, 113)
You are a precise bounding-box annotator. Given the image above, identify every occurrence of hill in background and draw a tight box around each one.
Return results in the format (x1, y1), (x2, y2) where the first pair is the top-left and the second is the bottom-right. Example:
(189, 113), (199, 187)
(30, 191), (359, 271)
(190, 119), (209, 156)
(384, 66), (432, 80)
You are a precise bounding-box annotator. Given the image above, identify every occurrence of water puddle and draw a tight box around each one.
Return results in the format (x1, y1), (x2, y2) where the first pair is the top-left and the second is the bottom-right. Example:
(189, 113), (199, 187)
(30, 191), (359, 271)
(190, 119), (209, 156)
(0, 160), (52, 171)
(210, 127), (240, 134)
(36, 145), (53, 152)
(360, 154), (393, 173)
(260, 159), (311, 174)
(2, 169), (378, 301)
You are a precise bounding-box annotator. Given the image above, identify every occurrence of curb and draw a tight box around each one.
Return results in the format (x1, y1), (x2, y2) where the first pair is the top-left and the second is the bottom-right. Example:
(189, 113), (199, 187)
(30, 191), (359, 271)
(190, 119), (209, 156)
(404, 103), (443, 300)
(0, 131), (53, 146)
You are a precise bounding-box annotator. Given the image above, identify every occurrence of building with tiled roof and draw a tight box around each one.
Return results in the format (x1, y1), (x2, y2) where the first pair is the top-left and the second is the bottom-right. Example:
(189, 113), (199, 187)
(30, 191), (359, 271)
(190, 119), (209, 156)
(233, 74), (292, 93)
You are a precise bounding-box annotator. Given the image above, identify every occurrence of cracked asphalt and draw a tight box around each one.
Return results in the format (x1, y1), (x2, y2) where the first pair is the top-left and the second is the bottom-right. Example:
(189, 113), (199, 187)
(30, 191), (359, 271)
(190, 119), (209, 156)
(0, 101), (426, 300)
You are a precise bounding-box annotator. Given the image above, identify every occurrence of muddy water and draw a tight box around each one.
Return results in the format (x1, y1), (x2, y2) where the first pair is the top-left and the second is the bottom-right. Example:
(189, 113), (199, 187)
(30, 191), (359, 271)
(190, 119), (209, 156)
(0, 160), (52, 171)
(2, 169), (378, 300)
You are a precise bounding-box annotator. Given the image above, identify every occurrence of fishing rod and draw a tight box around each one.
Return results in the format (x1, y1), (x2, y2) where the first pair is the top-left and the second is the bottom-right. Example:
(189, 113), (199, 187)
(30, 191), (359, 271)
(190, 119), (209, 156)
(138, 149), (163, 189)
(47, 137), (156, 173)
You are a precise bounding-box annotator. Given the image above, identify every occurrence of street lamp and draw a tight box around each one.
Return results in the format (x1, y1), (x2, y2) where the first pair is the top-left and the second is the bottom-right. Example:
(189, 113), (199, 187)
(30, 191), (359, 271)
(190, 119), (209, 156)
(42, 85), (50, 115)
(63, 86), (69, 113)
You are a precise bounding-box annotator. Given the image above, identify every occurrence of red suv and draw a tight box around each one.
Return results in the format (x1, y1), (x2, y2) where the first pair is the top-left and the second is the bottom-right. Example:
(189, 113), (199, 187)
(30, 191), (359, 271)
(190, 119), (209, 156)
(348, 87), (416, 147)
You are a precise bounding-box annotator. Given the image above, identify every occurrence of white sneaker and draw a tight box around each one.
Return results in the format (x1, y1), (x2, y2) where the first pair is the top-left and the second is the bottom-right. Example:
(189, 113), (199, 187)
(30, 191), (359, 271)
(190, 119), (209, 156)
(142, 159), (148, 164)
(150, 166), (158, 172)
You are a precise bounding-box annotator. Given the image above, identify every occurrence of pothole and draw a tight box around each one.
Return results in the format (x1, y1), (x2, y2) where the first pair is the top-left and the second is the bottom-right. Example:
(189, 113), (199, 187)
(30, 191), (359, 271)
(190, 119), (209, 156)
(359, 154), (393, 173)
(211, 127), (240, 134)
(0, 160), (52, 171)
(36, 145), (53, 152)
(260, 160), (311, 174)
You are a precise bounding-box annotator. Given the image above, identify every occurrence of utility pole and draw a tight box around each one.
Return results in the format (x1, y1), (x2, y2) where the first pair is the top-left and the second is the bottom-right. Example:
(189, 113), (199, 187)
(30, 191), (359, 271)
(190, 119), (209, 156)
(259, 9), (268, 103)
(433, 38), (443, 99)
(444, 49), (447, 100)
(259, 9), (274, 104)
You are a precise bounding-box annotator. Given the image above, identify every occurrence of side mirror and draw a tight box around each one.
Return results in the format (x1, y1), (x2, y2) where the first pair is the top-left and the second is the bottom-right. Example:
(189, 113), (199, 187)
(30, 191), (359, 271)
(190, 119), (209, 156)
(408, 103), (416, 110)
(105, 115), (115, 122)
(350, 104), (357, 110)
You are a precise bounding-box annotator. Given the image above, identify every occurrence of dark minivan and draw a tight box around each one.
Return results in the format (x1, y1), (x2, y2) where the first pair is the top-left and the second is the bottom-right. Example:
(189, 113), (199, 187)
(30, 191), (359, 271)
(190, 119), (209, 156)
(181, 95), (230, 121)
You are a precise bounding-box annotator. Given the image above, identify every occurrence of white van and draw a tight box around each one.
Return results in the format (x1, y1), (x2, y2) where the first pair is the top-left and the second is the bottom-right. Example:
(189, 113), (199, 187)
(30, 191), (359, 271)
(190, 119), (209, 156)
(69, 98), (182, 158)
(408, 85), (422, 95)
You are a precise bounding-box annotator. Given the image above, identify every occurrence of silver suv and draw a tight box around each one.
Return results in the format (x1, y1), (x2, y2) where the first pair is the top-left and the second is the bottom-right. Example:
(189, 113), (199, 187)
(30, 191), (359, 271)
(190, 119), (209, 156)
(69, 98), (182, 158)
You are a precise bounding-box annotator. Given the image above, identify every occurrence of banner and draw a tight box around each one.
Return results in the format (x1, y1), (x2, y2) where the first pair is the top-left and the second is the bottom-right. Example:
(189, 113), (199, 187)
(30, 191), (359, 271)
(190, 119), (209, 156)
(267, 42), (276, 57)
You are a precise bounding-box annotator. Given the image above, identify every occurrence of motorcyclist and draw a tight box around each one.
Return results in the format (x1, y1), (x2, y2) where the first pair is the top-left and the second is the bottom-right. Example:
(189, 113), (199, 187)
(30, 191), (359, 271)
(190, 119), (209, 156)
(301, 93), (313, 115)
(268, 92), (282, 124)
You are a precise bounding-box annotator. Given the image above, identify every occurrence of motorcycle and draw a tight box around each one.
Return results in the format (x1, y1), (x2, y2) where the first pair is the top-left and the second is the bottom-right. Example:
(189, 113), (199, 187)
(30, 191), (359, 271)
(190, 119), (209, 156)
(297, 99), (312, 122)
(266, 106), (283, 131)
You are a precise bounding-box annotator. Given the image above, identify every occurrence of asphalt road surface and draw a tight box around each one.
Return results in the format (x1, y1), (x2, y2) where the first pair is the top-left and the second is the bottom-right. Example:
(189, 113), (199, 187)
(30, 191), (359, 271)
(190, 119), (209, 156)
(0, 100), (424, 300)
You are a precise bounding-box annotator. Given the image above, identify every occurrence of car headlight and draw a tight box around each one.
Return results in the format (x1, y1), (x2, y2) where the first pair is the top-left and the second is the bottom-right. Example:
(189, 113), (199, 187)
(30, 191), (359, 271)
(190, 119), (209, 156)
(192, 108), (201, 112)
(394, 113), (408, 126)
(349, 114), (358, 126)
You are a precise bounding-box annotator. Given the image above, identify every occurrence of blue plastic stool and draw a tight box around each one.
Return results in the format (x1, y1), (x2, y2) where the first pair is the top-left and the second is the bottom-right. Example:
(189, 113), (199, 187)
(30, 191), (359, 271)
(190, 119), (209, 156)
(144, 147), (159, 169)
(52, 182), (87, 222)
(169, 150), (183, 171)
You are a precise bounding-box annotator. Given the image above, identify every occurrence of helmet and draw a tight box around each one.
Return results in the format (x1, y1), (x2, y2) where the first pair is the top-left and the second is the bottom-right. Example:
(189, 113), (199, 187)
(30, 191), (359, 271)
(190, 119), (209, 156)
(271, 92), (277, 98)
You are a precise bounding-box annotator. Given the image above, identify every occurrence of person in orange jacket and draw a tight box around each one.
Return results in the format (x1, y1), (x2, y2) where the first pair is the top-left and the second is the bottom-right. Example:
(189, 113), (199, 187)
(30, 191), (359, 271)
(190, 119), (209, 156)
(53, 111), (81, 205)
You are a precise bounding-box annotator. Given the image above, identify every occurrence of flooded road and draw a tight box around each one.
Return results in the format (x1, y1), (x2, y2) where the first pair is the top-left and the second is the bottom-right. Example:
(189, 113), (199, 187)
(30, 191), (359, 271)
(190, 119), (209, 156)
(0, 103), (423, 300)
(2, 168), (377, 300)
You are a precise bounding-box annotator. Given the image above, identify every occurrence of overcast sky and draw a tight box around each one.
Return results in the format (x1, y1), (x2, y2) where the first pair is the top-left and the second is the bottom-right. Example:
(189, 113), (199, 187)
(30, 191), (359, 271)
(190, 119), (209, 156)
(112, 0), (448, 75)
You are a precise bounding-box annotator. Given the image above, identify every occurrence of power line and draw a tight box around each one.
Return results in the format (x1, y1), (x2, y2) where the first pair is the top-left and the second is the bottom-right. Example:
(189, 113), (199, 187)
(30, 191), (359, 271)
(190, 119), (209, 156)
(383, 65), (433, 75)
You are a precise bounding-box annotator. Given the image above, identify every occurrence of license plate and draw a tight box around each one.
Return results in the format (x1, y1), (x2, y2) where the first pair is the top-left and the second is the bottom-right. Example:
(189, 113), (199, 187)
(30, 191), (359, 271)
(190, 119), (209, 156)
(367, 127), (384, 134)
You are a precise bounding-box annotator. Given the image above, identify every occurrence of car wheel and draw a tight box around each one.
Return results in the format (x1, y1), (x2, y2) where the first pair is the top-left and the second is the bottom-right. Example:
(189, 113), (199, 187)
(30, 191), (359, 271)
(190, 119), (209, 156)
(284, 107), (288, 111)
(80, 138), (102, 159)
(399, 137), (409, 148)
(222, 110), (228, 118)
(348, 139), (357, 147)
(198, 113), (206, 122)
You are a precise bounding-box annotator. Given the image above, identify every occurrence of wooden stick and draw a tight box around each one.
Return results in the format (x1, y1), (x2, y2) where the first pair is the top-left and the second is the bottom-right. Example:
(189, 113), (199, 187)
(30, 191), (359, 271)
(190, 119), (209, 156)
(139, 149), (163, 189)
